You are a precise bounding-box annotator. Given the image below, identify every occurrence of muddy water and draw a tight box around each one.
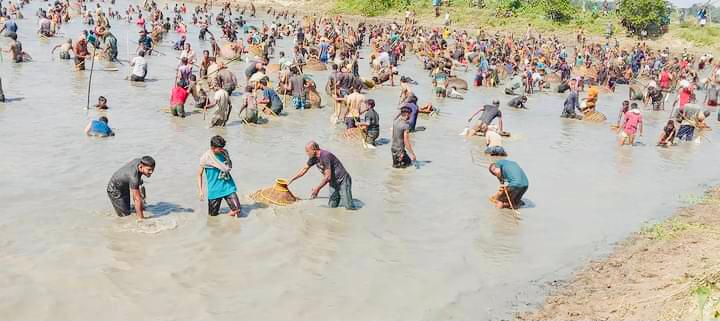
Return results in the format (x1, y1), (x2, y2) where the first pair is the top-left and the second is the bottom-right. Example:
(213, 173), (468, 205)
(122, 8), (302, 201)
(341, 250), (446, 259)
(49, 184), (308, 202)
(1, 2), (719, 320)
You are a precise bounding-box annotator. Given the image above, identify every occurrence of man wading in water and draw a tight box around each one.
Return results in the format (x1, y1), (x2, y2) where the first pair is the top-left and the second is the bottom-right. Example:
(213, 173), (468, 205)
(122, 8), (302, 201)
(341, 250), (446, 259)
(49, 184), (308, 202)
(289, 141), (354, 210)
(197, 135), (241, 217)
(488, 159), (529, 210)
(107, 156), (155, 220)
(391, 106), (417, 168)
(204, 83), (232, 127)
(130, 50), (148, 82)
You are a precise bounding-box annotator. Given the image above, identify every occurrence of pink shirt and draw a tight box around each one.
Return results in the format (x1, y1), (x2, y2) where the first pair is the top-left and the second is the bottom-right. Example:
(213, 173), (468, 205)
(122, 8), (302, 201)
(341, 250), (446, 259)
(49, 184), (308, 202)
(623, 111), (642, 135)
(170, 86), (189, 105)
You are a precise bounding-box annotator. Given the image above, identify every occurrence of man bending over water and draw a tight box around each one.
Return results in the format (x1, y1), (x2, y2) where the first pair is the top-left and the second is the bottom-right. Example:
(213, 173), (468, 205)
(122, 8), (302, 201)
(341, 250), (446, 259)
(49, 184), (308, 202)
(107, 156), (155, 219)
(84, 116), (115, 137)
(488, 160), (528, 210)
(289, 141), (354, 210)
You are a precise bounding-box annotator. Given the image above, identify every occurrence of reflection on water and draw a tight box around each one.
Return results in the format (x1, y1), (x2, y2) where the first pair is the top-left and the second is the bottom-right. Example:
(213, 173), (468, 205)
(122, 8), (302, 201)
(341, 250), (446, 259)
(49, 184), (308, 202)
(0, 1), (719, 320)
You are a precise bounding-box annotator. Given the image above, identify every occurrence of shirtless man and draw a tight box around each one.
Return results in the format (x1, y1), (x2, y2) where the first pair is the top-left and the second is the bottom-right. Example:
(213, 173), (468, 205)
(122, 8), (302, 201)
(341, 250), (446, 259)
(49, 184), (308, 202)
(51, 38), (74, 60)
(343, 88), (365, 134)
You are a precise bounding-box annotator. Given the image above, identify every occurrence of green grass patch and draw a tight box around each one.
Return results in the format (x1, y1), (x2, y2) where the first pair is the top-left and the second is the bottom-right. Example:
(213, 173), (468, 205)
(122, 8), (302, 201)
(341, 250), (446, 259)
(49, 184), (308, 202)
(641, 217), (703, 240)
(669, 22), (720, 48)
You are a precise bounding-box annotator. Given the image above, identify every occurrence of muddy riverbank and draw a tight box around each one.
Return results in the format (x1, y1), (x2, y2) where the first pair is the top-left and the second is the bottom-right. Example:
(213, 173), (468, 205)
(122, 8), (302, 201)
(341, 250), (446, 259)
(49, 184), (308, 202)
(518, 187), (720, 320)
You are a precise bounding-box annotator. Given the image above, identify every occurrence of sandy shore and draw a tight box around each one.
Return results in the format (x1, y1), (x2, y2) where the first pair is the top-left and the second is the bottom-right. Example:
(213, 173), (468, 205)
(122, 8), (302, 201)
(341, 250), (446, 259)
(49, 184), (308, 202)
(517, 187), (720, 320)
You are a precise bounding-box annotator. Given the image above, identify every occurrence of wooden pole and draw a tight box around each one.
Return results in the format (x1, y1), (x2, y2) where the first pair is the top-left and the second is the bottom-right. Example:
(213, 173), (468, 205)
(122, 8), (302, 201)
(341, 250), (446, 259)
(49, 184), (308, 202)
(85, 45), (97, 110)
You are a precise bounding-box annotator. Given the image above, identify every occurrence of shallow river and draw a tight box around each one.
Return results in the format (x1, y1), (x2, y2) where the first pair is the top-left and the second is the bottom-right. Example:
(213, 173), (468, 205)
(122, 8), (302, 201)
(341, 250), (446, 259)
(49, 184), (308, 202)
(1, 2), (719, 320)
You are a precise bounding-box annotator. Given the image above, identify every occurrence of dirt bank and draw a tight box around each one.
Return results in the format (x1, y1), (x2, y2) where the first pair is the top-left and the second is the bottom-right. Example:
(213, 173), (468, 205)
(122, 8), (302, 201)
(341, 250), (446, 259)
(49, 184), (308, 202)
(518, 187), (720, 320)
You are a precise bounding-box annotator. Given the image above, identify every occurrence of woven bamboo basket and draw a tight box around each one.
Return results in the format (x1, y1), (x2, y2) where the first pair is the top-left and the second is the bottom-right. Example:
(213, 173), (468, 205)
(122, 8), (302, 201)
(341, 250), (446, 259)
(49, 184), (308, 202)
(250, 178), (298, 206)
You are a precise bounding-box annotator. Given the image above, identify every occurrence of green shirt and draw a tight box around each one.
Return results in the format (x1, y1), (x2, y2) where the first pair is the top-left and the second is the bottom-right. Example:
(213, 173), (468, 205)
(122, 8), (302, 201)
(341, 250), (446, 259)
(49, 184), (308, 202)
(495, 160), (528, 187)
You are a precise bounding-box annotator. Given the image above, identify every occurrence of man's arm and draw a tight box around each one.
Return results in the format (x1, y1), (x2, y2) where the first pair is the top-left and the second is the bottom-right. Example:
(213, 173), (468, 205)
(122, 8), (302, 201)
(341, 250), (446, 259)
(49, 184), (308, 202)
(467, 107), (484, 122)
(197, 166), (205, 200)
(131, 188), (145, 219)
(288, 164), (310, 185)
(311, 168), (331, 198)
(403, 129), (416, 161)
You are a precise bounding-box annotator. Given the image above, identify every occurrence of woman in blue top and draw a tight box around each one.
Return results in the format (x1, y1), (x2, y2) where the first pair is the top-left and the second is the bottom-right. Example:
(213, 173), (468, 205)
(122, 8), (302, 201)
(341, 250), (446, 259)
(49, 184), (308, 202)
(84, 116), (115, 137)
(197, 135), (241, 216)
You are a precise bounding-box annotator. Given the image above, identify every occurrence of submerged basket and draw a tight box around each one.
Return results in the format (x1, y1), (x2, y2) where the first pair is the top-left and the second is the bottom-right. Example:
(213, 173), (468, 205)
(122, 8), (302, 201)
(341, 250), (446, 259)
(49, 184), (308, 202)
(250, 178), (298, 206)
(583, 111), (607, 123)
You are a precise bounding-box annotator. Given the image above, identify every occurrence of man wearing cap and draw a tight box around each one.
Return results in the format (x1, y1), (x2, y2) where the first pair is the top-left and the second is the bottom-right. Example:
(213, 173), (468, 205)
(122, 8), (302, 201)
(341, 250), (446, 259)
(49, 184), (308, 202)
(467, 99), (504, 136)
(288, 141), (354, 210)
(107, 156), (156, 220)
(392, 106), (417, 168)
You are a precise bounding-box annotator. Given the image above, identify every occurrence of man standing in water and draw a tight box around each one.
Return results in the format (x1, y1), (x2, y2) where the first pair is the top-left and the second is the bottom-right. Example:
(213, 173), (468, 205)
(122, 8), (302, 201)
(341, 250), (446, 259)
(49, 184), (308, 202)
(197, 135), (241, 217)
(130, 50), (147, 81)
(206, 84), (232, 127)
(74, 35), (89, 70)
(561, 79), (582, 119)
(488, 159), (528, 210)
(391, 106), (417, 168)
(288, 141), (354, 210)
(6, 33), (24, 63)
(343, 87), (365, 134)
(107, 156), (156, 220)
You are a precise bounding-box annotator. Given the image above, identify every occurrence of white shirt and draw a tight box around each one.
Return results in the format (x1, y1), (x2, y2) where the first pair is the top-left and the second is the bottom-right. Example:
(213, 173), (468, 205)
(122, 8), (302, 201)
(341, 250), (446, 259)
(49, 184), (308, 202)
(131, 56), (147, 77)
(486, 130), (503, 147)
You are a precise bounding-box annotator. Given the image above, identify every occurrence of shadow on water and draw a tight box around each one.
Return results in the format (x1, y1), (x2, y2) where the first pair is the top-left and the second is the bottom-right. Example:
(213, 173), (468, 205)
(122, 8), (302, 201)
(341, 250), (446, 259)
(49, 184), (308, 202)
(310, 197), (365, 210)
(238, 201), (268, 218)
(145, 202), (195, 218)
(3, 97), (25, 103)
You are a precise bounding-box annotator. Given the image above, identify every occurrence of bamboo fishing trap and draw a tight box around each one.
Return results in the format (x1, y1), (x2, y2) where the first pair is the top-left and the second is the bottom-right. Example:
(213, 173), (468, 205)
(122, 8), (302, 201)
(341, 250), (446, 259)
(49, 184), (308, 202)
(250, 178), (298, 206)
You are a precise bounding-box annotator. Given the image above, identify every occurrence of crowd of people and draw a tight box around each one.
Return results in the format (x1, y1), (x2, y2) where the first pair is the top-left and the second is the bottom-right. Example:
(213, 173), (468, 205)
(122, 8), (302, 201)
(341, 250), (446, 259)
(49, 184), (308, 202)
(3, 0), (717, 219)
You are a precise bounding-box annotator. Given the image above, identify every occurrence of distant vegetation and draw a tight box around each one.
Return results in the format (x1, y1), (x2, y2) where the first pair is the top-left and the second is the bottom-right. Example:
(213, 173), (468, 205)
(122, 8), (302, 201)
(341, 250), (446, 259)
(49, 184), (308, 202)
(333, 0), (719, 50)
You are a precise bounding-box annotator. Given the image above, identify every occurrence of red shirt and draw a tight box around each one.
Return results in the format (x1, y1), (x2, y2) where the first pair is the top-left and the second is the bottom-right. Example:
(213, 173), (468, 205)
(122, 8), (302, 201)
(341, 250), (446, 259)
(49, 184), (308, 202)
(679, 87), (692, 109)
(170, 86), (189, 105)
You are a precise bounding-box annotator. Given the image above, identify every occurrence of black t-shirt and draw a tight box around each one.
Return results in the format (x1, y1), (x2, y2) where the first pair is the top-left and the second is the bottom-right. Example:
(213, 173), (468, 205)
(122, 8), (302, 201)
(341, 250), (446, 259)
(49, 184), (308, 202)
(307, 150), (348, 184)
(480, 105), (502, 124)
(107, 158), (142, 193)
(244, 64), (258, 78)
(364, 108), (379, 131)
(508, 97), (524, 108)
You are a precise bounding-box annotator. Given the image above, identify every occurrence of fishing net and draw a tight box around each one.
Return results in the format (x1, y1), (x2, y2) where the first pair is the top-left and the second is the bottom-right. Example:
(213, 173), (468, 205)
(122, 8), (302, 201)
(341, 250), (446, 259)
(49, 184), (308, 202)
(250, 178), (298, 206)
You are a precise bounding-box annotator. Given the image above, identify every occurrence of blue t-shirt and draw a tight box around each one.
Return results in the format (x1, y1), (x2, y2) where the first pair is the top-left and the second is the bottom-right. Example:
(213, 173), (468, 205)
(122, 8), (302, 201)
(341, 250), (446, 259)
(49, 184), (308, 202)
(204, 153), (237, 200)
(319, 43), (329, 59)
(495, 160), (529, 188)
(4, 20), (17, 33)
(89, 120), (113, 136)
(404, 102), (419, 131)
